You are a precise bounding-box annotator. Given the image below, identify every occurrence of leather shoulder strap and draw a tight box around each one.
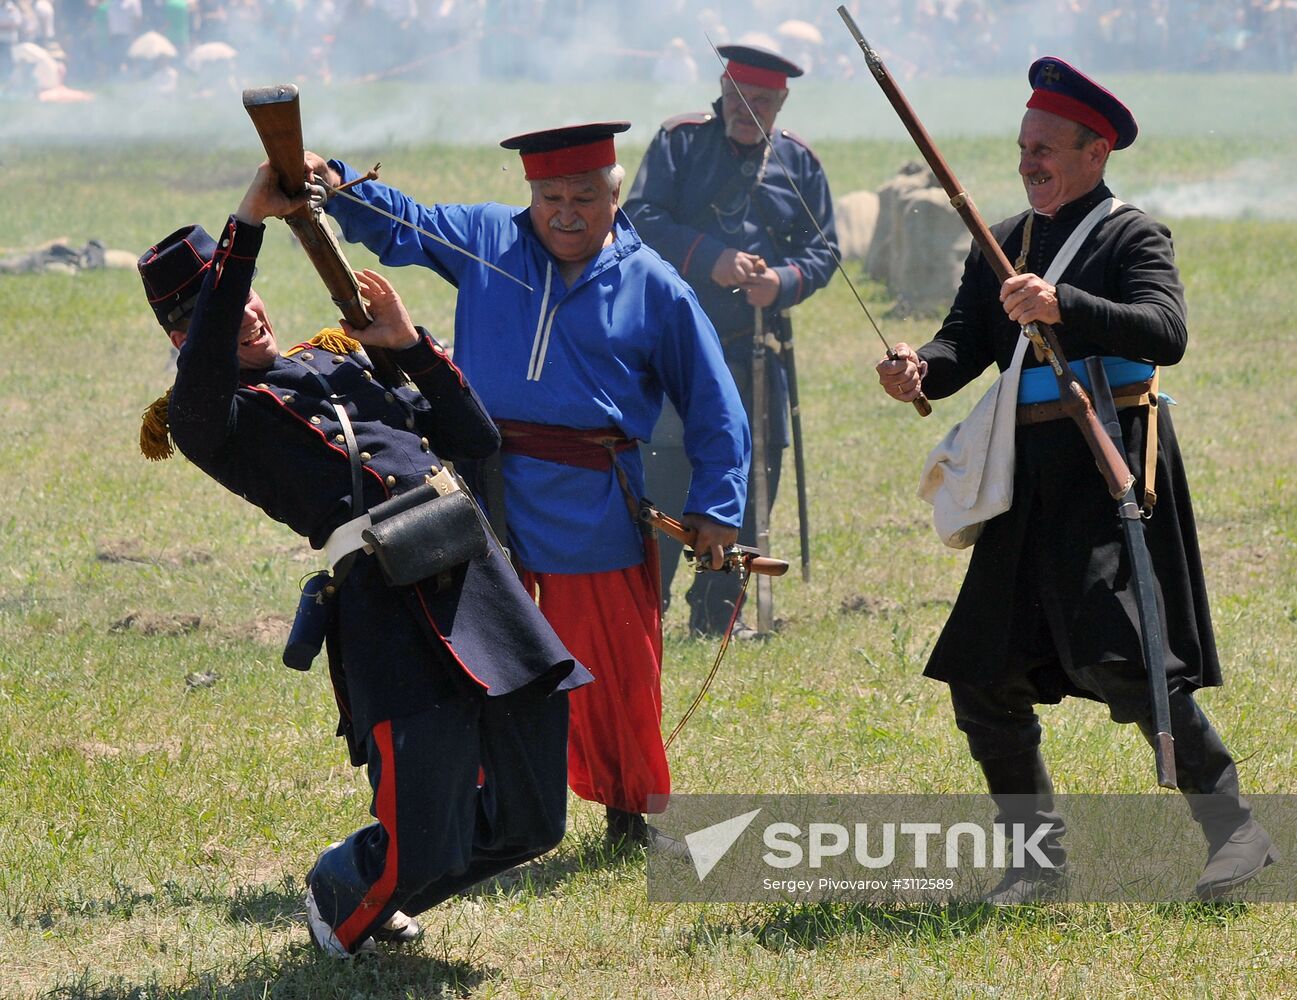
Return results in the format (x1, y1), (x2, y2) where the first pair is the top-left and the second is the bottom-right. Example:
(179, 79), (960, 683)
(1042, 197), (1123, 284)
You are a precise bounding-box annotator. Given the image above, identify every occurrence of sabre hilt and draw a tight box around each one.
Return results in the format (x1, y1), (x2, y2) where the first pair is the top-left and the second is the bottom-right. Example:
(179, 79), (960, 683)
(638, 502), (789, 577)
(888, 347), (933, 417)
(690, 543), (789, 578)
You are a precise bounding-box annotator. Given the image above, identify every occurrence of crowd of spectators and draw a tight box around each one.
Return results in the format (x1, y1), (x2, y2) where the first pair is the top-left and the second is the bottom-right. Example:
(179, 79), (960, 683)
(859, 0), (1297, 76)
(3, 0), (1295, 100)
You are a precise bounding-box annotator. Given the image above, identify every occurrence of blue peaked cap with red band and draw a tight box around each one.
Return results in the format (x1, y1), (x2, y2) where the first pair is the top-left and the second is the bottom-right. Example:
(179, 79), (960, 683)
(1026, 56), (1138, 150)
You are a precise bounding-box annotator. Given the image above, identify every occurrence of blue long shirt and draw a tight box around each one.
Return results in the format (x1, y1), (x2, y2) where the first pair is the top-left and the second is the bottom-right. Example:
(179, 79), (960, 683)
(325, 160), (750, 574)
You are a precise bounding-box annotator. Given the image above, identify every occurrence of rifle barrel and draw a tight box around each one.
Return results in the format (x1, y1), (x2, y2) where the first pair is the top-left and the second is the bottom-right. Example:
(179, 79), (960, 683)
(751, 308), (774, 632)
(837, 6), (1132, 498)
(779, 311), (812, 582)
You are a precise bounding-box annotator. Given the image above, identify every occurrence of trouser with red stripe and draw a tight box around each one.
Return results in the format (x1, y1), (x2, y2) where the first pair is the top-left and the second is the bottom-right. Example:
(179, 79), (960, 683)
(307, 682), (569, 953)
(522, 558), (670, 814)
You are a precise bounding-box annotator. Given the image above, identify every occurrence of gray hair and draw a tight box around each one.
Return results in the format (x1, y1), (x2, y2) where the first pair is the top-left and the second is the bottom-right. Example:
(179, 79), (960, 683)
(528, 163), (625, 198)
(1073, 123), (1103, 148)
(1072, 122), (1111, 176)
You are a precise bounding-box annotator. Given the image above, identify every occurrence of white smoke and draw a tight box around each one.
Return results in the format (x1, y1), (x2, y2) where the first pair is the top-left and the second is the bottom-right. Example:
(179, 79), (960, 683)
(2, 1), (1290, 222)
(1134, 160), (1297, 221)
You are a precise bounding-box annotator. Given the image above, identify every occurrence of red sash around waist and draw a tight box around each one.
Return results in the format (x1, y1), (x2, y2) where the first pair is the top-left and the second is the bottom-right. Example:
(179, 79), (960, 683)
(495, 419), (637, 471)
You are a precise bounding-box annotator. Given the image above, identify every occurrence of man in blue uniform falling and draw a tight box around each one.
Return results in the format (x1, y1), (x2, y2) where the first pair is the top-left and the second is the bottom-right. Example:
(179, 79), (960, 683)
(138, 163), (591, 957)
(625, 44), (838, 635)
(305, 122), (750, 846)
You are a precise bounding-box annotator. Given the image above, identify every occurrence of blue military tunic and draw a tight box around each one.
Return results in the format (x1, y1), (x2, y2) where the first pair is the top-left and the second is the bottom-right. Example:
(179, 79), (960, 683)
(323, 161), (750, 575)
(624, 100), (839, 448)
(166, 215), (588, 744)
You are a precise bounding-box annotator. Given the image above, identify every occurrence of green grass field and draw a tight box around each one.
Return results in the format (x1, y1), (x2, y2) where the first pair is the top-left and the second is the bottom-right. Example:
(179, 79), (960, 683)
(2, 75), (1295, 998)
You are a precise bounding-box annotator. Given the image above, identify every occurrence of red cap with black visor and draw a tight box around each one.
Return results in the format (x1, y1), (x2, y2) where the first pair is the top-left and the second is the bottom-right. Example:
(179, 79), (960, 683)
(717, 43), (803, 90)
(500, 121), (631, 181)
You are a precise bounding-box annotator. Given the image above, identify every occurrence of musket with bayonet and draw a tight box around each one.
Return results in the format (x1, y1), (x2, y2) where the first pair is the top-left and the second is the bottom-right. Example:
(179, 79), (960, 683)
(241, 83), (406, 388)
(776, 309), (812, 582)
(750, 306), (774, 633)
(836, 8), (1133, 500)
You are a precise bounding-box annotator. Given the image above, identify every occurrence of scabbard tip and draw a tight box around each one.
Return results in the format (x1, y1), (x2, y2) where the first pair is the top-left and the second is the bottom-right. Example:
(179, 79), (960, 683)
(1155, 732), (1177, 789)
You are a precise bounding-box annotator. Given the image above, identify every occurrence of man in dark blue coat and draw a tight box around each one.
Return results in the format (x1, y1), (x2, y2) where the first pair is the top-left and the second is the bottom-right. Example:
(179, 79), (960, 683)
(137, 163), (590, 957)
(625, 43), (838, 634)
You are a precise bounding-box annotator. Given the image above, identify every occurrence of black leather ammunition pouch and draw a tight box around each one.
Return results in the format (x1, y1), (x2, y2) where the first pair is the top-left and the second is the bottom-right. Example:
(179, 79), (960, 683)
(361, 481), (489, 587)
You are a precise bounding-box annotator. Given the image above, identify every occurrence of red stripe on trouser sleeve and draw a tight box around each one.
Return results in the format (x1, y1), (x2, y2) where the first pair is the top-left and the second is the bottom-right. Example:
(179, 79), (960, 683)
(334, 720), (400, 951)
(523, 561), (669, 814)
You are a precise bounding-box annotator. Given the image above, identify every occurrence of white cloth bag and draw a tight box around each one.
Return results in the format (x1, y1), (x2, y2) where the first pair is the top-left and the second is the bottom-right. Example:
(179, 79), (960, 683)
(918, 197), (1121, 548)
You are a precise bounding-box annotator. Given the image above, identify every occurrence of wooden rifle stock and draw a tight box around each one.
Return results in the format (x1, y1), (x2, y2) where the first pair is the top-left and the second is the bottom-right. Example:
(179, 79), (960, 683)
(241, 83), (405, 386)
(837, 7), (1134, 499)
(639, 503), (789, 578)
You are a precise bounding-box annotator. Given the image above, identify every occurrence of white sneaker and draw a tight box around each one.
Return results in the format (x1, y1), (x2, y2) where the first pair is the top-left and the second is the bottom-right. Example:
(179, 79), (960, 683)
(305, 886), (377, 959)
(647, 826), (692, 861)
(372, 909), (424, 943)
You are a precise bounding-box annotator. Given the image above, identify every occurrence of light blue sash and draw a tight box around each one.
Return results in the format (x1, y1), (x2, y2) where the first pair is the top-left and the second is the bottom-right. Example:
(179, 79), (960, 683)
(1018, 356), (1155, 404)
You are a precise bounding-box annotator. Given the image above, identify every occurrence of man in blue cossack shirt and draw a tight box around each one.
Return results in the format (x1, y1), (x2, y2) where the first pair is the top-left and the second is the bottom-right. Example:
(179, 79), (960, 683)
(305, 122), (750, 848)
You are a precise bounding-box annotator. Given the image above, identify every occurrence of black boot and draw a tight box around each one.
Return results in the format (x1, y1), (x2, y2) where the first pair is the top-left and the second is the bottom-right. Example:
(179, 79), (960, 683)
(1140, 696), (1278, 900)
(605, 806), (649, 850)
(978, 750), (1068, 905)
(685, 570), (743, 637)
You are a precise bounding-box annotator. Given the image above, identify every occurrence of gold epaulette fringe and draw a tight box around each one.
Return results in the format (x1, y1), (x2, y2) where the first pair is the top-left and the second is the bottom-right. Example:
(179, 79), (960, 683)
(285, 327), (362, 357)
(140, 387), (174, 461)
(142, 329), (360, 462)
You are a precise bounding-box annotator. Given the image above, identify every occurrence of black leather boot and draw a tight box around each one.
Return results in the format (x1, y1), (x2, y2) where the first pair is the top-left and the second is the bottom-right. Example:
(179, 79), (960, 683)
(686, 570), (743, 637)
(1140, 696), (1278, 900)
(605, 806), (649, 850)
(978, 750), (1068, 905)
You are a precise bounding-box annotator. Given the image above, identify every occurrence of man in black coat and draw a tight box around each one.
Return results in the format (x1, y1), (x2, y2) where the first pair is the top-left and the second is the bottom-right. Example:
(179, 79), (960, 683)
(876, 57), (1276, 903)
(138, 163), (590, 957)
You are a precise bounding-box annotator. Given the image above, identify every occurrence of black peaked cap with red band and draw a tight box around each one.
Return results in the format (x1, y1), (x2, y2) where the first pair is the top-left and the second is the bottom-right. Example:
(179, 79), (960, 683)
(717, 44), (803, 89)
(1026, 56), (1138, 150)
(138, 224), (217, 329)
(500, 121), (631, 181)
